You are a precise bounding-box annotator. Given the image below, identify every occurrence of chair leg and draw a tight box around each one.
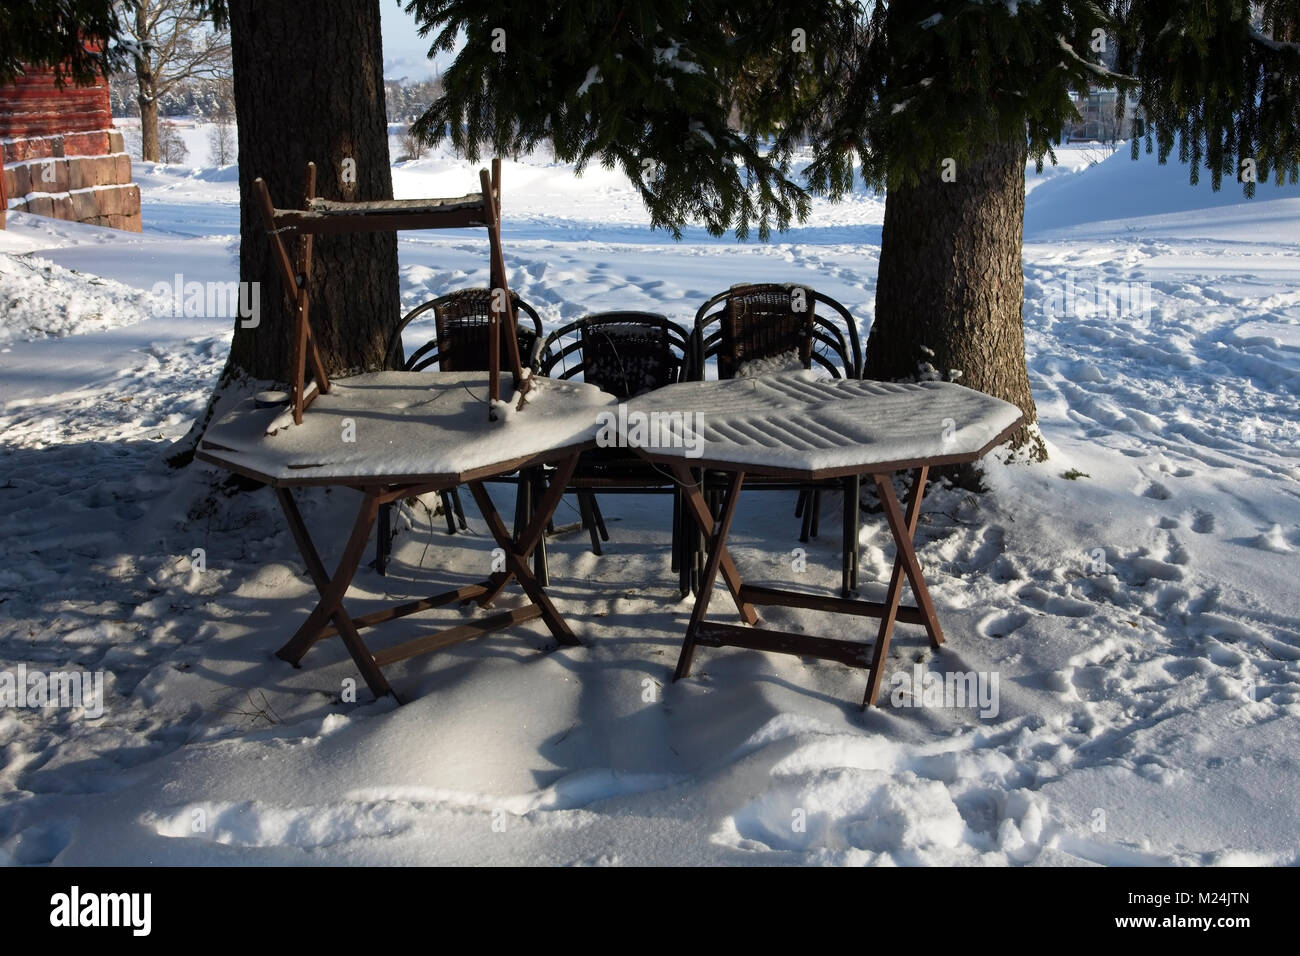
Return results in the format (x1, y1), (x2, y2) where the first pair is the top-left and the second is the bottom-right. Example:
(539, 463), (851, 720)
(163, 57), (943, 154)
(670, 486), (681, 574)
(841, 477), (861, 597)
(590, 495), (610, 542)
(849, 475), (861, 591)
(689, 469), (706, 595)
(451, 487), (468, 530)
(375, 501), (391, 575)
(809, 488), (822, 538)
(545, 481), (557, 534)
(439, 491), (458, 535)
(578, 491), (603, 556)
(528, 469), (549, 587)
(794, 488), (808, 519)
(513, 472), (529, 545)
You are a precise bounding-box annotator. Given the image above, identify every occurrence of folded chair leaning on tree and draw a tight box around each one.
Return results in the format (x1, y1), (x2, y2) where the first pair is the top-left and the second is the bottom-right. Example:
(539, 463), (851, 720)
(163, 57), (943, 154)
(533, 311), (694, 594)
(375, 287), (545, 574)
(688, 282), (864, 597)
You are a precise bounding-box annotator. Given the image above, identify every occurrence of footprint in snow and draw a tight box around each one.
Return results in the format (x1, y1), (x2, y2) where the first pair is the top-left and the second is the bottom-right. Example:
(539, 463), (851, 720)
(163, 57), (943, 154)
(977, 609), (1031, 639)
(1141, 481), (1172, 501)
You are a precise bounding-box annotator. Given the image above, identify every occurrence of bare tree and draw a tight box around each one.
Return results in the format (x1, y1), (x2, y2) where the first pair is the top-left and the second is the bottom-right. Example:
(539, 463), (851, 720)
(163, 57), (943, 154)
(396, 127), (426, 162)
(117, 0), (231, 161)
(206, 73), (235, 164)
(157, 121), (189, 163)
(207, 117), (234, 164)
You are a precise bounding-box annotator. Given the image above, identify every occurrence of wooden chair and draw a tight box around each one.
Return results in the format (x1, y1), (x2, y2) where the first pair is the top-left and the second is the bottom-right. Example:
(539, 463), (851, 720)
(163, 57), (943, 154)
(534, 311), (694, 594)
(375, 288), (545, 573)
(689, 283), (865, 596)
(386, 288), (545, 374)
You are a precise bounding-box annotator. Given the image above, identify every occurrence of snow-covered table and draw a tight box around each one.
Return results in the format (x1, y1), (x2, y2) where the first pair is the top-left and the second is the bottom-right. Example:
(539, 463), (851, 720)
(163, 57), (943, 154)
(619, 373), (1024, 707)
(197, 371), (614, 700)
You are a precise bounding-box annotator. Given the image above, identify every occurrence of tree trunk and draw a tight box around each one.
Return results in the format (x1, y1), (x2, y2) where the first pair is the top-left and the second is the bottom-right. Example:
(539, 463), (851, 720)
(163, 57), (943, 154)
(137, 90), (159, 161)
(868, 137), (1045, 461)
(134, 4), (158, 162)
(224, 0), (399, 382)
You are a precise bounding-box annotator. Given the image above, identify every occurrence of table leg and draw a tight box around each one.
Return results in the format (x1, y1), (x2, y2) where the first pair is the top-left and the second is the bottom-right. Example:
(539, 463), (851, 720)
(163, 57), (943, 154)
(862, 466), (943, 707)
(274, 487), (393, 699)
(669, 464), (757, 627)
(673, 470), (746, 681)
(473, 454), (578, 610)
(466, 453), (581, 646)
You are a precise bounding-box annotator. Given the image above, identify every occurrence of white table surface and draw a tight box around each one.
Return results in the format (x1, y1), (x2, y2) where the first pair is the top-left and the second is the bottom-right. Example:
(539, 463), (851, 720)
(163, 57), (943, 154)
(197, 371), (615, 486)
(619, 373), (1023, 477)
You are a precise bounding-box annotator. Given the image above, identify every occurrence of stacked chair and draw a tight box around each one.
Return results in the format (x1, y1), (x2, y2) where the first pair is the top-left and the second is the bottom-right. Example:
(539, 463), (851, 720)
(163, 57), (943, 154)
(689, 283), (864, 596)
(533, 311), (693, 594)
(375, 288), (544, 573)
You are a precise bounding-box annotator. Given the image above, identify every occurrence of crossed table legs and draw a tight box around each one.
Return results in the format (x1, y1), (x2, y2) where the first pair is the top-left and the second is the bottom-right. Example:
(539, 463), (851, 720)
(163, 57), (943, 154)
(669, 464), (945, 708)
(272, 454), (581, 700)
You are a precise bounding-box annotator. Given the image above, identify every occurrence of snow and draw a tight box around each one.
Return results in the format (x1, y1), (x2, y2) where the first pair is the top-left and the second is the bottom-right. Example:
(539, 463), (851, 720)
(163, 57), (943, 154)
(1, 138), (1298, 865)
(200, 371), (613, 482)
(623, 376), (1022, 474)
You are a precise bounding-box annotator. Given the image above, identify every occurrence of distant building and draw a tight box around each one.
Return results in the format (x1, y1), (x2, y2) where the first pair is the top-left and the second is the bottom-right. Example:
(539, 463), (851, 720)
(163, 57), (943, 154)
(0, 64), (141, 231)
(1065, 89), (1138, 143)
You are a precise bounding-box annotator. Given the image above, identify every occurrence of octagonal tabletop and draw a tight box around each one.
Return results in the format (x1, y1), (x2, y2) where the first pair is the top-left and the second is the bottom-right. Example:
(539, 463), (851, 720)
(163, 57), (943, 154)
(617, 373), (1024, 479)
(197, 371), (615, 487)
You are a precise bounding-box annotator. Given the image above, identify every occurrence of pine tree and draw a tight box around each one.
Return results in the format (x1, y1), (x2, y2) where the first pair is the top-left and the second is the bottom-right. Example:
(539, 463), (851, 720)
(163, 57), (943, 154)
(405, 0), (1300, 461)
(0, 1), (127, 87)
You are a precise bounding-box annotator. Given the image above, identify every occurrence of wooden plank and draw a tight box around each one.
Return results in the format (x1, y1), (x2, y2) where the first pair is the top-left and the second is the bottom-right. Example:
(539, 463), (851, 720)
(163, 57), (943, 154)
(738, 584), (928, 625)
(270, 207), (487, 234)
(694, 621), (873, 669)
(299, 163), (331, 396)
(371, 605), (543, 667)
(489, 158), (524, 387)
(305, 194), (482, 214)
(316, 583), (490, 638)
(253, 178), (299, 292)
(481, 168), (502, 405)
(292, 291), (309, 425)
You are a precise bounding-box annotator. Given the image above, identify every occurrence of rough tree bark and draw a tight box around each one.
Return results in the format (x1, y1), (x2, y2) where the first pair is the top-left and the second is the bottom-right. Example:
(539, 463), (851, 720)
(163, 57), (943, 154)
(168, 0), (399, 467)
(224, 0), (398, 382)
(134, 3), (158, 162)
(868, 137), (1045, 462)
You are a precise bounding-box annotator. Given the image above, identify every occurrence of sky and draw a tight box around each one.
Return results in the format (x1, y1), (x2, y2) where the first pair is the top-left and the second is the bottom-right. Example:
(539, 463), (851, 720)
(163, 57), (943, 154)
(381, 1), (459, 82)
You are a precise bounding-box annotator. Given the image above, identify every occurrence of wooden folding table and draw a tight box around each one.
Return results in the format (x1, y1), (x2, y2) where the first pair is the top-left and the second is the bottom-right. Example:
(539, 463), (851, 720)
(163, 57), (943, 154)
(620, 374), (1023, 707)
(197, 371), (613, 700)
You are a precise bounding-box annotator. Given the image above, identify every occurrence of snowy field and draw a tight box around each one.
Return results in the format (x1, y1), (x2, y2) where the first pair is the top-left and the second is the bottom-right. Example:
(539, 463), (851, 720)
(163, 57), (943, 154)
(1, 132), (1298, 865)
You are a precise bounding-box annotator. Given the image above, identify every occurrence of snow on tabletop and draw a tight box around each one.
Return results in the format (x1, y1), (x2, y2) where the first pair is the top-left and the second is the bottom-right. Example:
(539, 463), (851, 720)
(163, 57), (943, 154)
(199, 371), (615, 483)
(622, 373), (1023, 473)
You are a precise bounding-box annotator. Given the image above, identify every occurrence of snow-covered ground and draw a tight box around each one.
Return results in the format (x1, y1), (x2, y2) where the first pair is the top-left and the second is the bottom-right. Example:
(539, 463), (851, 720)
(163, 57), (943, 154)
(1, 137), (1297, 865)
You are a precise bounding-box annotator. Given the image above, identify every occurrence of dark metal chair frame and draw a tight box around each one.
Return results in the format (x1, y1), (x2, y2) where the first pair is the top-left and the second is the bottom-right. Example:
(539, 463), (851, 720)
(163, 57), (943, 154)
(688, 282), (865, 596)
(533, 311), (695, 594)
(375, 288), (545, 573)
